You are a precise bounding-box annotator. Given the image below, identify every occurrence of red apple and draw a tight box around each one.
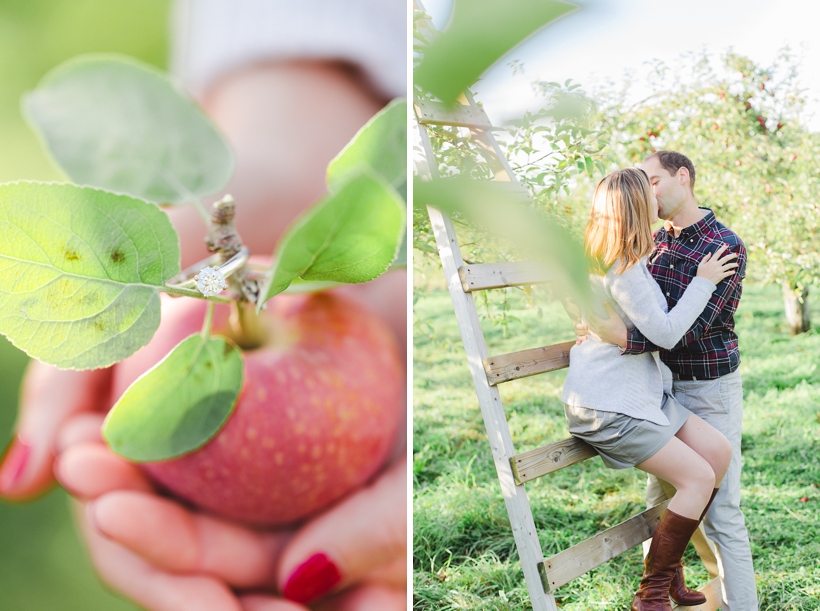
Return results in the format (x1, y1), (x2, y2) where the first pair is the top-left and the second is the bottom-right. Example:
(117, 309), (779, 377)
(111, 291), (403, 526)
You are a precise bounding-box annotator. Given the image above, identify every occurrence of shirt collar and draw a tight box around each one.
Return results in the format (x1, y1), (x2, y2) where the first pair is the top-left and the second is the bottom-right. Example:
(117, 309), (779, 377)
(662, 207), (715, 239)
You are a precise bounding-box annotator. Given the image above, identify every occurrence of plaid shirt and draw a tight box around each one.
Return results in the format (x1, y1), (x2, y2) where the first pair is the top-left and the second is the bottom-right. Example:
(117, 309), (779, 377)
(622, 208), (747, 379)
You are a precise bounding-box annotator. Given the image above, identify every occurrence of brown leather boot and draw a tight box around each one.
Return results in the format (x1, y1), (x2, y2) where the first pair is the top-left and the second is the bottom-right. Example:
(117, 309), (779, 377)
(631, 508), (701, 611)
(668, 487), (720, 605)
(669, 565), (706, 606)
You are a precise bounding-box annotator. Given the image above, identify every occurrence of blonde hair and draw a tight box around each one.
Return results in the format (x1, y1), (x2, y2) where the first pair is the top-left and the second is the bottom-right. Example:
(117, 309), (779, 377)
(585, 167), (655, 275)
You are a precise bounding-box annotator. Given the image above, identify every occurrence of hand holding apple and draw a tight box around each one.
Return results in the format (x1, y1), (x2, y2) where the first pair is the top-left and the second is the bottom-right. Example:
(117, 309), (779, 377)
(111, 290), (402, 525)
(54, 428), (406, 608)
(0, 52), (407, 611)
(5, 279), (406, 608)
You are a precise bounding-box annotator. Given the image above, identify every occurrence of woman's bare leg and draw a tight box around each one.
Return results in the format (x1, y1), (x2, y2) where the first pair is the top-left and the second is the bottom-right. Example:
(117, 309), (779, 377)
(674, 413), (732, 487)
(636, 428), (715, 519)
(636, 414), (732, 518)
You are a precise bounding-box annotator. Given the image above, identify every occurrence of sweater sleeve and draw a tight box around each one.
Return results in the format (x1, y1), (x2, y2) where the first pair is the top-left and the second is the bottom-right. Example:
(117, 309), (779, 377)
(621, 241), (746, 355)
(608, 264), (717, 350)
(170, 0), (406, 100)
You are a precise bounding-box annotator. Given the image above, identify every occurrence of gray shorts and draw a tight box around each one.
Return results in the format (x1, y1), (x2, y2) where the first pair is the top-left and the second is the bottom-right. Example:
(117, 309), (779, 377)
(563, 393), (693, 469)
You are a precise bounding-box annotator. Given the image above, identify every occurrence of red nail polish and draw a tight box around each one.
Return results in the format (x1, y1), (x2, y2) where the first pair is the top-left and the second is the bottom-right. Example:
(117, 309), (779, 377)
(0, 437), (32, 494)
(282, 552), (342, 604)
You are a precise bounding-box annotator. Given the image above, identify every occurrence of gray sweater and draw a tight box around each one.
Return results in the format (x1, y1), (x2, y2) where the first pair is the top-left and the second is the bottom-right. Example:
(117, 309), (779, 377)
(562, 258), (716, 425)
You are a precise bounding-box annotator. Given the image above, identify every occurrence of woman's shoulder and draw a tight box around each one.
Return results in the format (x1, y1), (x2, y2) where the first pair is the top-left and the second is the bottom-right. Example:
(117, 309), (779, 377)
(604, 256), (649, 283)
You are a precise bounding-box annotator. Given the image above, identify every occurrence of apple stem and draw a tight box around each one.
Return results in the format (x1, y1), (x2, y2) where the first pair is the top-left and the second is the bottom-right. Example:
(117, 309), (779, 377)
(201, 301), (215, 339)
(230, 300), (268, 349)
(206, 195), (262, 304)
(202, 195), (268, 348)
(206, 195), (243, 257)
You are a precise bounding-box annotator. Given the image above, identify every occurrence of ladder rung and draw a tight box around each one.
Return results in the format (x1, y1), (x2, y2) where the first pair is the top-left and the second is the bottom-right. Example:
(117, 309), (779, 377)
(458, 261), (552, 292)
(484, 341), (573, 386)
(541, 500), (670, 592)
(510, 436), (596, 485)
(414, 99), (494, 129)
(671, 577), (722, 610)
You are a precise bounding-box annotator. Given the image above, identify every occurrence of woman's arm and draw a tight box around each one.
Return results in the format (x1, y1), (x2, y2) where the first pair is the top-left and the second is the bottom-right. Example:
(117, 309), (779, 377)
(607, 262), (716, 350)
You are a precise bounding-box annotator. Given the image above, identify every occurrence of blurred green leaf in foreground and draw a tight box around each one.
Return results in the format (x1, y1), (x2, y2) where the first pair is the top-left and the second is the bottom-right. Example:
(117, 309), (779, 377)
(414, 176), (591, 304)
(24, 54), (234, 206)
(415, 0), (578, 106)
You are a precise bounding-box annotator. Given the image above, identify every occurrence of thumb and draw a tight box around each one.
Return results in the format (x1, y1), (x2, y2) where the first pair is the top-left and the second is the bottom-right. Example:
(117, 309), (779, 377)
(0, 361), (112, 499)
(279, 458), (406, 604)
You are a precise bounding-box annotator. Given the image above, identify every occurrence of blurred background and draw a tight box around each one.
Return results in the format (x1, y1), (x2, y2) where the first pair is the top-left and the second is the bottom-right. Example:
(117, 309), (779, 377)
(0, 1), (170, 609)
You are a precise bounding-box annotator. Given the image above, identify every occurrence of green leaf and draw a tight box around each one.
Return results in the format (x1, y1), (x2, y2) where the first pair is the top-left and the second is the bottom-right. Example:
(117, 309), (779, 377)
(0, 182), (179, 369)
(282, 278), (344, 294)
(327, 98), (407, 193)
(584, 155), (594, 176)
(259, 171), (405, 307)
(390, 230), (408, 269)
(413, 176), (590, 304)
(23, 54), (234, 205)
(415, 0), (578, 105)
(102, 334), (243, 462)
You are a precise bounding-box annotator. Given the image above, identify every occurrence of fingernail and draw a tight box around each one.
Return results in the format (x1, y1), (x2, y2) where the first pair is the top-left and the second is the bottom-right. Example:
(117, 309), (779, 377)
(282, 552), (342, 604)
(0, 436), (32, 494)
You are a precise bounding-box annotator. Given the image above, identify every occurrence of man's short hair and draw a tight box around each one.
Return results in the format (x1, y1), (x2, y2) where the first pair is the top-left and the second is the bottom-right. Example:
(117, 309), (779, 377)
(644, 150), (696, 192)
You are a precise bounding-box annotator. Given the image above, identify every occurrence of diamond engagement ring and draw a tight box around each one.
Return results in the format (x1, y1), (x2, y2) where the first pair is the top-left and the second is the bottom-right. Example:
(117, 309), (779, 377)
(165, 246), (250, 297)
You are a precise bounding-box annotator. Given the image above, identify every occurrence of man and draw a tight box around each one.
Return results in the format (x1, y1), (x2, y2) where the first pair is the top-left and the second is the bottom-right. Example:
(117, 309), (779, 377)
(582, 150), (757, 610)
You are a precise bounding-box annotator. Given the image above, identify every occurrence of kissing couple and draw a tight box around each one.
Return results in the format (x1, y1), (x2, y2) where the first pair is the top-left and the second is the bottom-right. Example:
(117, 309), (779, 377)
(562, 151), (758, 610)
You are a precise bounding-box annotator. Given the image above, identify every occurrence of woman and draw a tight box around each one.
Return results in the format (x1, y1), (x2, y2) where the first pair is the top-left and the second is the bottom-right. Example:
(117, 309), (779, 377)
(562, 167), (736, 611)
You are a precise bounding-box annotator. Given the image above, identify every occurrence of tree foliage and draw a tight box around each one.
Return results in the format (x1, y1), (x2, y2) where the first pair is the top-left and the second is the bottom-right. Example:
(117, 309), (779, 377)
(414, 77), (606, 264)
(595, 50), (819, 296)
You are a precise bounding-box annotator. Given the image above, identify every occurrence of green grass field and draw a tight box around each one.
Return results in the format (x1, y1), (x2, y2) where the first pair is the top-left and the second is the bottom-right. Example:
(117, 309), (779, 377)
(413, 263), (820, 610)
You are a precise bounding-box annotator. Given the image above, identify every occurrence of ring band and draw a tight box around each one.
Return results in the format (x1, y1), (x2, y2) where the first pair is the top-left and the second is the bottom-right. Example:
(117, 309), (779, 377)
(166, 246), (250, 296)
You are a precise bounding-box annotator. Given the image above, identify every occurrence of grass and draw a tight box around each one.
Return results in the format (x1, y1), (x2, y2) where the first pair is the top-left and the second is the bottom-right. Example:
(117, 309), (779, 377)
(413, 260), (820, 610)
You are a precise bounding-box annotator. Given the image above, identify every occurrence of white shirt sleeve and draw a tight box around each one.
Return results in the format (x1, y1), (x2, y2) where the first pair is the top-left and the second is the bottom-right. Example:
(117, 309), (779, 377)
(170, 0), (406, 100)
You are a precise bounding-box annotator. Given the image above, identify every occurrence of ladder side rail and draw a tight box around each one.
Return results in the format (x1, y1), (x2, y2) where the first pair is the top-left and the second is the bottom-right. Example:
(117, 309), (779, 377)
(426, 201), (556, 611)
(463, 89), (523, 185)
(415, 51), (557, 604)
(418, 101), (556, 611)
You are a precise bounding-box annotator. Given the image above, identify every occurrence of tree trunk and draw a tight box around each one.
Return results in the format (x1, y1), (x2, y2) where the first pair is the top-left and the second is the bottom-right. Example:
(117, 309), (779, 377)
(782, 284), (810, 335)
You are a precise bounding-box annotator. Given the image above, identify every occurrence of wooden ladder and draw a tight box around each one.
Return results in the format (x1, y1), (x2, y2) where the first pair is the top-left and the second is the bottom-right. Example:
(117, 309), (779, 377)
(413, 4), (721, 609)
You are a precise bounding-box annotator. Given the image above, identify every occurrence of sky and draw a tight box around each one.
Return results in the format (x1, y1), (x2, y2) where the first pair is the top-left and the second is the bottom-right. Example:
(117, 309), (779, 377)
(421, 0), (820, 131)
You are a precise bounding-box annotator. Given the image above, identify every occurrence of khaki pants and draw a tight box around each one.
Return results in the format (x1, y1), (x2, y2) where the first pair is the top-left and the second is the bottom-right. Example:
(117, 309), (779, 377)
(645, 370), (758, 611)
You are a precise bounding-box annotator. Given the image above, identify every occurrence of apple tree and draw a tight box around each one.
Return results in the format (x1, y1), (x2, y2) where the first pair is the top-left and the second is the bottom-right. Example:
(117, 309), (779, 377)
(595, 50), (819, 334)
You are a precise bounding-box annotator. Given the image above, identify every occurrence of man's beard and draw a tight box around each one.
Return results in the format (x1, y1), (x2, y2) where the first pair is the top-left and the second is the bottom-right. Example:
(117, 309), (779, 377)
(658, 198), (678, 220)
